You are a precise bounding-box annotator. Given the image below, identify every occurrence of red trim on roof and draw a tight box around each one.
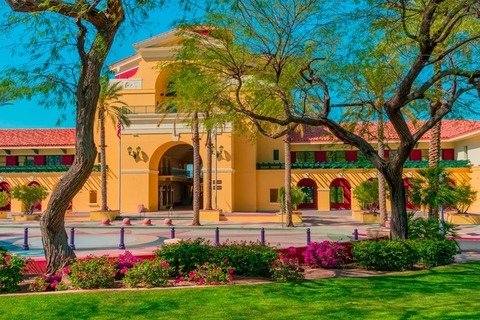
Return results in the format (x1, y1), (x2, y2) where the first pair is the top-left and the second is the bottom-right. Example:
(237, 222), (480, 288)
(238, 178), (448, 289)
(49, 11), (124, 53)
(0, 129), (76, 148)
(115, 67), (139, 79)
(291, 120), (480, 143)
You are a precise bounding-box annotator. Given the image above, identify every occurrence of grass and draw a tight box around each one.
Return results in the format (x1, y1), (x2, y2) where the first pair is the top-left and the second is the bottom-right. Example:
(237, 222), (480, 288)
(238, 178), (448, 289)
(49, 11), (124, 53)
(1, 262), (480, 320)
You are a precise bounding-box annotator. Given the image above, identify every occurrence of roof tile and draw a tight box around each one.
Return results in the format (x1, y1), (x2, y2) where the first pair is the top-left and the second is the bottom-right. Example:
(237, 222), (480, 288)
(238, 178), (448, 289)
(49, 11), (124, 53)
(0, 129), (76, 148)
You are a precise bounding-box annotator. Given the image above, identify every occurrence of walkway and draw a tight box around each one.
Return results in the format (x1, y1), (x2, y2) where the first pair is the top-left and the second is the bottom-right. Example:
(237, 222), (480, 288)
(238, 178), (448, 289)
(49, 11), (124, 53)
(1, 210), (479, 260)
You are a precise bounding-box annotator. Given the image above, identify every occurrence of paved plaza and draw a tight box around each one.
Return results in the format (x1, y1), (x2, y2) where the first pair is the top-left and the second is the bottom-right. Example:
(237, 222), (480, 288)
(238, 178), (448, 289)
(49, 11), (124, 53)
(1, 210), (480, 260)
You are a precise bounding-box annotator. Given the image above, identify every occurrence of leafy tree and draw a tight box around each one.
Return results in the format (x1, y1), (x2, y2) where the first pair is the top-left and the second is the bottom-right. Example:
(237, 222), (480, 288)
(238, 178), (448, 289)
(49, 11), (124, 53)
(410, 167), (457, 215)
(353, 179), (380, 213)
(3, 0), (191, 274)
(97, 75), (130, 212)
(0, 191), (9, 209)
(174, 0), (480, 239)
(278, 185), (306, 212)
(454, 185), (477, 215)
(10, 185), (48, 215)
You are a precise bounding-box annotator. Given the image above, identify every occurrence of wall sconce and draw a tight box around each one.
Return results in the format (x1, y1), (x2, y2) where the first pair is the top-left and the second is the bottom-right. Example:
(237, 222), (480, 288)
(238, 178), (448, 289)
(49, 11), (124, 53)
(127, 146), (141, 159)
(211, 145), (224, 158)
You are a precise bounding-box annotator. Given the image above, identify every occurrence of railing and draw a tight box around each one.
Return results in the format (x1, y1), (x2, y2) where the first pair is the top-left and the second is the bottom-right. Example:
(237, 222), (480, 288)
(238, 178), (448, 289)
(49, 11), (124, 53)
(0, 164), (104, 173)
(160, 167), (192, 178)
(256, 160), (471, 170)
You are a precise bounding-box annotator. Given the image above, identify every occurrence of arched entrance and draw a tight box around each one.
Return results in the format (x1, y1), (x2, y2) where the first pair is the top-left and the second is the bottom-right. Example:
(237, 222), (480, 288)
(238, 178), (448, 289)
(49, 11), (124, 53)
(297, 178), (317, 209)
(330, 178), (351, 210)
(0, 182), (11, 211)
(157, 144), (202, 210)
(28, 181), (42, 212)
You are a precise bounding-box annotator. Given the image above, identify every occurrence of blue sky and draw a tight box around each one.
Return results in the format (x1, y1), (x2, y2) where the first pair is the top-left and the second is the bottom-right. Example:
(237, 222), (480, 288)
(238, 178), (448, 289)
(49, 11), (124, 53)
(0, 5), (184, 129)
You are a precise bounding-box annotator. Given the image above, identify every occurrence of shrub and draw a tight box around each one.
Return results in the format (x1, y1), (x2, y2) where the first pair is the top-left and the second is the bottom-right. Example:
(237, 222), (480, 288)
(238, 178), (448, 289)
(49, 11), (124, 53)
(29, 274), (63, 292)
(303, 241), (352, 268)
(414, 239), (459, 268)
(270, 254), (304, 281)
(353, 240), (419, 271)
(186, 262), (233, 285)
(123, 259), (170, 288)
(154, 239), (214, 276)
(408, 216), (458, 240)
(67, 255), (116, 289)
(114, 251), (143, 279)
(214, 241), (279, 277)
(0, 251), (30, 293)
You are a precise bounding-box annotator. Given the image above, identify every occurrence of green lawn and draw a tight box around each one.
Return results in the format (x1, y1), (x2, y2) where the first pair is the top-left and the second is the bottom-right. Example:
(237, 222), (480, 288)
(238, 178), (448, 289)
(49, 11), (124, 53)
(1, 262), (480, 320)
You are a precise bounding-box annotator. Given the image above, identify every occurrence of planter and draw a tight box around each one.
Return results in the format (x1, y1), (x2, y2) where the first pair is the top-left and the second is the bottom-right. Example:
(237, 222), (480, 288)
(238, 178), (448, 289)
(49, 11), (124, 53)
(11, 213), (41, 221)
(200, 209), (224, 222)
(0, 211), (8, 219)
(90, 210), (120, 221)
(366, 227), (390, 239)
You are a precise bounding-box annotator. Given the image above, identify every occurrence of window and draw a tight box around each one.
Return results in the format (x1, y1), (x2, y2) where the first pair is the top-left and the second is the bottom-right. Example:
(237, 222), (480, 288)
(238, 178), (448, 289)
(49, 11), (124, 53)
(22, 156), (34, 166)
(464, 146), (469, 160)
(89, 190), (97, 204)
(357, 152), (368, 162)
(270, 188), (279, 203)
(46, 155), (62, 165)
(421, 150), (429, 161)
(330, 186), (344, 204)
(273, 149), (279, 161)
(300, 186), (314, 204)
(97, 152), (101, 163)
(326, 151), (346, 163)
(295, 151), (315, 163)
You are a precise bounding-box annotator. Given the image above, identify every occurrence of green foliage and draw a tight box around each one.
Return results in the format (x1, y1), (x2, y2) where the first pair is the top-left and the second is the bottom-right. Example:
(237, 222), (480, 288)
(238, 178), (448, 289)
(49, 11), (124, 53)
(410, 167), (457, 211)
(413, 240), (458, 268)
(214, 241), (279, 277)
(454, 185), (477, 214)
(408, 215), (458, 240)
(0, 191), (9, 209)
(155, 239), (279, 278)
(186, 261), (234, 285)
(270, 255), (305, 282)
(67, 256), (116, 289)
(154, 239), (215, 276)
(0, 251), (30, 293)
(278, 186), (306, 210)
(10, 184), (48, 214)
(353, 179), (379, 211)
(122, 259), (170, 288)
(353, 240), (419, 271)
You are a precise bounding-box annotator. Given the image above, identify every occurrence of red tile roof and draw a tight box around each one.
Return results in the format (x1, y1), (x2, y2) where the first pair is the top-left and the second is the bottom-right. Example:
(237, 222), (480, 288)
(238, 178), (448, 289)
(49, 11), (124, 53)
(0, 129), (76, 148)
(291, 120), (480, 143)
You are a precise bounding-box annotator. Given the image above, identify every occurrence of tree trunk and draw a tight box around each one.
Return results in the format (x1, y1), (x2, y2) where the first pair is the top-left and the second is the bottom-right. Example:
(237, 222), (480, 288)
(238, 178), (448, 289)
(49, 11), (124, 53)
(100, 108), (108, 211)
(385, 168), (408, 240)
(377, 109), (388, 226)
(205, 129), (213, 210)
(428, 105), (441, 218)
(192, 112), (201, 226)
(284, 131), (293, 227)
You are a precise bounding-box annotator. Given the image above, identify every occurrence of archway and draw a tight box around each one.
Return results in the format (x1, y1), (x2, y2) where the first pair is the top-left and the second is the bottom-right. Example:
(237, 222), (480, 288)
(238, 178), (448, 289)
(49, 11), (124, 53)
(330, 178), (351, 210)
(297, 178), (317, 210)
(0, 182), (11, 211)
(403, 178), (418, 210)
(28, 181), (42, 212)
(157, 143), (202, 210)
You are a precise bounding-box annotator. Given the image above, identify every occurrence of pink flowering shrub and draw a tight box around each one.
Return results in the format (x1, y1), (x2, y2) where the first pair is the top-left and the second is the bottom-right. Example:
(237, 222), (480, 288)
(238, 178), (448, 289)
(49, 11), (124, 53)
(0, 250), (30, 293)
(270, 254), (304, 281)
(29, 274), (66, 292)
(114, 251), (143, 279)
(303, 241), (351, 268)
(122, 259), (170, 288)
(186, 262), (234, 285)
(67, 255), (116, 289)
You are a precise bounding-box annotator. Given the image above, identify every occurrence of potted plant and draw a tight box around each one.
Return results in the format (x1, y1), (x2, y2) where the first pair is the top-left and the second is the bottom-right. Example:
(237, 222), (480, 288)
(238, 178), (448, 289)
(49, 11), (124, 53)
(10, 185), (48, 221)
(277, 186), (306, 212)
(0, 191), (9, 219)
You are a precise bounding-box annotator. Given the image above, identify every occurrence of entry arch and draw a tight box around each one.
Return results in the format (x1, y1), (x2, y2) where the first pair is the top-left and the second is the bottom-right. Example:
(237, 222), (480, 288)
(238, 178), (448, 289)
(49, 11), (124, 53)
(0, 182), (11, 211)
(330, 178), (351, 210)
(297, 178), (317, 210)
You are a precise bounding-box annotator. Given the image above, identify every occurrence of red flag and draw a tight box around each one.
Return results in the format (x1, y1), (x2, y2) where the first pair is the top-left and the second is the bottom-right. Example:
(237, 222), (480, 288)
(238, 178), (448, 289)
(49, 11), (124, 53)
(117, 119), (121, 139)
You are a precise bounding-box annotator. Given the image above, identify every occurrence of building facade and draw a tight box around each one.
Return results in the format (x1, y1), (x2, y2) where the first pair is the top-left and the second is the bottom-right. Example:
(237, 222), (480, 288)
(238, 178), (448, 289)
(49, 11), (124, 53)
(1, 29), (480, 218)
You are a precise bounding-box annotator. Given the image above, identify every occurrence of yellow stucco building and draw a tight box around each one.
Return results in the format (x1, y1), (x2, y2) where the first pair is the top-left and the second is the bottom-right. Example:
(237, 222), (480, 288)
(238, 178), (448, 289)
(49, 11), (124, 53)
(1, 28), (480, 224)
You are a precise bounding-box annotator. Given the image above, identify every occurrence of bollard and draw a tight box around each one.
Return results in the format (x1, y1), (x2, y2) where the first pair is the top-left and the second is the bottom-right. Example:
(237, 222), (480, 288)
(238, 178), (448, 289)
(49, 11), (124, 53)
(306, 228), (311, 246)
(69, 228), (76, 250)
(170, 227), (175, 239)
(260, 227), (265, 245)
(22, 228), (29, 250)
(354, 228), (359, 241)
(215, 227), (220, 247)
(118, 227), (126, 250)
